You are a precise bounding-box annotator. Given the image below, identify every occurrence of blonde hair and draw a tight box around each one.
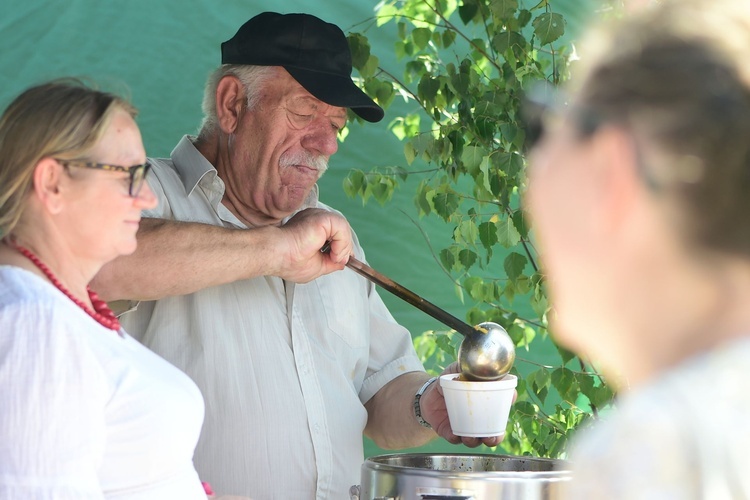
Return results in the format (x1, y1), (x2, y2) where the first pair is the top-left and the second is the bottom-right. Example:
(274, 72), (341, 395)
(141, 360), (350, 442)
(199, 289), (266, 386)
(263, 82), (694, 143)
(571, 0), (750, 254)
(0, 78), (136, 236)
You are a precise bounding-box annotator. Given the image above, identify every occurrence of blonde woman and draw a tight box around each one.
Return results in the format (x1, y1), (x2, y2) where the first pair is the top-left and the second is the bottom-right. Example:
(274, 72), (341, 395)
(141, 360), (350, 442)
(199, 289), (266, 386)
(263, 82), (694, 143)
(0, 80), (208, 498)
(526, 0), (750, 497)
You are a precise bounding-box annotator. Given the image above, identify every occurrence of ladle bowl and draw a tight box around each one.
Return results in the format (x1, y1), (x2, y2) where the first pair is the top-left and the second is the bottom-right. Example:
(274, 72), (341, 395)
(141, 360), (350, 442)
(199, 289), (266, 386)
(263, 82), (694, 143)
(458, 321), (516, 381)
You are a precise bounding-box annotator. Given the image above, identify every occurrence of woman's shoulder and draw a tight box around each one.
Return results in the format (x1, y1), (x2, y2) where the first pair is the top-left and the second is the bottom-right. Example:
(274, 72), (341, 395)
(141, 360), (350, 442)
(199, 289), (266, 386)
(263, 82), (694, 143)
(0, 265), (62, 313)
(0, 265), (103, 354)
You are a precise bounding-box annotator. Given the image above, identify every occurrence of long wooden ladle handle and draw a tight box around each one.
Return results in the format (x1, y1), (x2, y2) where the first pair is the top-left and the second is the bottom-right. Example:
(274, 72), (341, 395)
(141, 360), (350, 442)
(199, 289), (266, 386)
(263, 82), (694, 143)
(345, 256), (477, 337)
(321, 242), (477, 337)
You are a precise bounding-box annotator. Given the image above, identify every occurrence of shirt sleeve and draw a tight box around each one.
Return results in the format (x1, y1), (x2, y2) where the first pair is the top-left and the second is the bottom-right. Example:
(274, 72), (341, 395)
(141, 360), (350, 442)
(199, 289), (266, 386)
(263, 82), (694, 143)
(0, 299), (109, 499)
(354, 237), (425, 403)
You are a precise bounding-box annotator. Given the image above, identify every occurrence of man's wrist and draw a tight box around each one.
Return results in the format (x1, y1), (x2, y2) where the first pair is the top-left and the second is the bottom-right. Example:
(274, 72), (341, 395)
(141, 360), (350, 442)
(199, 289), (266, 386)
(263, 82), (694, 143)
(413, 376), (438, 428)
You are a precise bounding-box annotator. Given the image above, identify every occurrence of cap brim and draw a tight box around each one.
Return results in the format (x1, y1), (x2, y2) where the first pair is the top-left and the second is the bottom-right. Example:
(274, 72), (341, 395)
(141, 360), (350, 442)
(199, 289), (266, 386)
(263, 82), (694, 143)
(285, 66), (384, 123)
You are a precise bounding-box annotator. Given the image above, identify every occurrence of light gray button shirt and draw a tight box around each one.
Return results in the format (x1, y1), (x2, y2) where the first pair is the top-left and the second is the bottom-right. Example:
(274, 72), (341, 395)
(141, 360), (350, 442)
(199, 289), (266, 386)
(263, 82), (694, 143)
(121, 136), (425, 499)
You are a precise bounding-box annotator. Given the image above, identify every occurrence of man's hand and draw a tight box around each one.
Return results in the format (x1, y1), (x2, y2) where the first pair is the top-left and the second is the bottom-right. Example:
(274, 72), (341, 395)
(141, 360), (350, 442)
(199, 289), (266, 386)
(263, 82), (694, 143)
(418, 362), (517, 448)
(273, 208), (353, 283)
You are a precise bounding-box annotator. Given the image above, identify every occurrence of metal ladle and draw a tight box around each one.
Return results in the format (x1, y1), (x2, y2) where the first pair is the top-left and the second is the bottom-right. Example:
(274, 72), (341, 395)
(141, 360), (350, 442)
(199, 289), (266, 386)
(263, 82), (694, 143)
(322, 244), (515, 381)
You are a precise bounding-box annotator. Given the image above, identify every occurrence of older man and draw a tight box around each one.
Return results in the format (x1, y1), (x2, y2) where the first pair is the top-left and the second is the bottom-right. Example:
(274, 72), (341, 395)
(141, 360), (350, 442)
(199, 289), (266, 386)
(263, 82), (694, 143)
(94, 12), (499, 499)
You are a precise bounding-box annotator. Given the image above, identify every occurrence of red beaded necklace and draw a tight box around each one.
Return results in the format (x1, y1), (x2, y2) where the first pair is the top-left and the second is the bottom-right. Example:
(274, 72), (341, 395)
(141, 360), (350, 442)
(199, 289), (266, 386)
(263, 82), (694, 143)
(8, 240), (122, 332)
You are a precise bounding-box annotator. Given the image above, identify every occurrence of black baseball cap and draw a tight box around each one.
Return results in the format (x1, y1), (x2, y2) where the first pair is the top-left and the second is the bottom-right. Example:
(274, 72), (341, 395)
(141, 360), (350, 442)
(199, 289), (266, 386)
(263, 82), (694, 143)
(221, 12), (384, 123)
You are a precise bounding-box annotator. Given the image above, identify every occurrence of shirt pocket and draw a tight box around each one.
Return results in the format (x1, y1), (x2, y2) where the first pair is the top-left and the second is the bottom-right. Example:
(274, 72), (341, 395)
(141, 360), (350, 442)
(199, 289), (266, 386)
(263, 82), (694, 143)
(316, 270), (369, 349)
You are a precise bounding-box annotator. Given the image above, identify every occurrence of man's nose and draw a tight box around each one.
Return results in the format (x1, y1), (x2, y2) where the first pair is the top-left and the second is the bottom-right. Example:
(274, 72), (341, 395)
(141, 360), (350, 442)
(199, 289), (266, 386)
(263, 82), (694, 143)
(301, 119), (339, 157)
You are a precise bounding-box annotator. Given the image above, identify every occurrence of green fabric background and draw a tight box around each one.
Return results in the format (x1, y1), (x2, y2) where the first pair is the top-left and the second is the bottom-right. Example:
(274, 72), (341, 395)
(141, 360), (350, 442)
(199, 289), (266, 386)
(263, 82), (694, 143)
(0, 0), (593, 460)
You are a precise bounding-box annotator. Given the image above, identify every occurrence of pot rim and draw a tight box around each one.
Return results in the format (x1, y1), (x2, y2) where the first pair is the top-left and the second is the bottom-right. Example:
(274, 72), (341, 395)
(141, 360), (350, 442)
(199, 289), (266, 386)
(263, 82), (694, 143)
(363, 452), (572, 480)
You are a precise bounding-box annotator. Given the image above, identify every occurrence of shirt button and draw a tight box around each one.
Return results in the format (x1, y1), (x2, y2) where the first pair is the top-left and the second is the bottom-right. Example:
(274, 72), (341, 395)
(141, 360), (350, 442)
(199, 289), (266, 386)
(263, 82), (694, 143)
(314, 424), (321, 433)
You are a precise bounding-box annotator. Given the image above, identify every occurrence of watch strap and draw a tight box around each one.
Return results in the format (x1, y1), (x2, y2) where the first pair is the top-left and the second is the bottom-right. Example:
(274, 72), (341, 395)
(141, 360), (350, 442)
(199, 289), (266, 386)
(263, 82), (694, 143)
(413, 376), (438, 428)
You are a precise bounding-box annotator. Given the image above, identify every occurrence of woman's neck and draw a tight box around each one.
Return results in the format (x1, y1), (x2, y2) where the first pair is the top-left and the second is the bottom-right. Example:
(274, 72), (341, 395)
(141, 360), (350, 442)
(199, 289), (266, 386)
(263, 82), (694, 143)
(616, 252), (750, 389)
(3, 233), (95, 309)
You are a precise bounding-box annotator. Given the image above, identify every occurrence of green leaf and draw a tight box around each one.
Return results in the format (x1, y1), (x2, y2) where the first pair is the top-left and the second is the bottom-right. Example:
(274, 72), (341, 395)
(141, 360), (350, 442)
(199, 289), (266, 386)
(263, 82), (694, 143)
(412, 27), (433, 50)
(533, 367), (551, 391)
(433, 192), (460, 220)
(435, 334), (457, 358)
(411, 133), (434, 160)
(376, 3), (399, 26)
(478, 221), (498, 250)
(397, 21), (407, 40)
(577, 373), (595, 399)
(514, 274), (531, 294)
(415, 183), (433, 216)
(556, 344), (576, 365)
(391, 114), (421, 141)
(450, 73), (471, 97)
(404, 142), (416, 165)
(551, 367), (578, 403)
(371, 178), (392, 205)
(360, 54), (380, 79)
(442, 29), (457, 48)
(391, 165), (408, 182)
(483, 281), (500, 302)
(503, 252), (527, 280)
(463, 276), (484, 301)
(494, 151), (524, 177)
(530, 290), (549, 317)
(490, 0), (518, 20)
(591, 385), (615, 409)
(418, 75), (441, 104)
(478, 156), (494, 194)
(466, 306), (487, 326)
(517, 9), (532, 27)
(499, 122), (518, 145)
(511, 210), (529, 239)
(548, 433), (567, 457)
(459, 249), (477, 270)
(503, 280), (515, 303)
(375, 80), (395, 108)
(532, 12), (565, 45)
(347, 34), (371, 70)
(455, 219), (479, 245)
(491, 30), (526, 56)
(458, 0), (479, 24)
(343, 169), (365, 198)
(496, 217), (521, 247)
(439, 247), (456, 271)
(460, 145), (486, 174)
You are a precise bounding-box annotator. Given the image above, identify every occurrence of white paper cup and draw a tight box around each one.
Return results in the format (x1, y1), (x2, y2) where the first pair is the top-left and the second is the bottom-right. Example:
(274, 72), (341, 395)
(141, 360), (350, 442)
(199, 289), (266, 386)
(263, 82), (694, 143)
(440, 373), (517, 438)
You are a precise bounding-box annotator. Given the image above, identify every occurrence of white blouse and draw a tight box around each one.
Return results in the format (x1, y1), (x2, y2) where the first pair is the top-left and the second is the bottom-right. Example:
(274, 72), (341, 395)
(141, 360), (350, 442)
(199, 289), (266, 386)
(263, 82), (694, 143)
(565, 338), (750, 499)
(0, 266), (206, 499)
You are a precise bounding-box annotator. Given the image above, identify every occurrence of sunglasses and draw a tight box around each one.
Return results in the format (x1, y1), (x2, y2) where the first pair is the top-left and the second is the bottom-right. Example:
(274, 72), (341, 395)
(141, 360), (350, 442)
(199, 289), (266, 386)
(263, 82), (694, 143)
(57, 160), (151, 197)
(520, 84), (681, 191)
(520, 83), (602, 151)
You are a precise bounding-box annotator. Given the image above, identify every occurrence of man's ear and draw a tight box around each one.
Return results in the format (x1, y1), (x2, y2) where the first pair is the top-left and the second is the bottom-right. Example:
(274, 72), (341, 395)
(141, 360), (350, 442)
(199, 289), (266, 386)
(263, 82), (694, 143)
(215, 75), (247, 134)
(32, 157), (66, 215)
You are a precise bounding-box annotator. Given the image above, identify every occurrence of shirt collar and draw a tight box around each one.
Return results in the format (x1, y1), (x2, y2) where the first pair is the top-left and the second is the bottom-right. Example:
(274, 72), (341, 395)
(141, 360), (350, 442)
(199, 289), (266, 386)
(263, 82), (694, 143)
(171, 135), (218, 196)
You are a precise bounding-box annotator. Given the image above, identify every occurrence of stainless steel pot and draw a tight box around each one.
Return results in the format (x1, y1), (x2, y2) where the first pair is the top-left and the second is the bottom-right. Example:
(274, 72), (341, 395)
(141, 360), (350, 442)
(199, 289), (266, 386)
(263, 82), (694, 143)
(350, 453), (571, 500)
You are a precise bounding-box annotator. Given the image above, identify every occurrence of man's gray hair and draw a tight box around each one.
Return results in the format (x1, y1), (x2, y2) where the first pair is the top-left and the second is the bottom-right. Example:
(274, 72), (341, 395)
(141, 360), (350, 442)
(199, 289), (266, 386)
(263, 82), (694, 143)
(198, 64), (276, 137)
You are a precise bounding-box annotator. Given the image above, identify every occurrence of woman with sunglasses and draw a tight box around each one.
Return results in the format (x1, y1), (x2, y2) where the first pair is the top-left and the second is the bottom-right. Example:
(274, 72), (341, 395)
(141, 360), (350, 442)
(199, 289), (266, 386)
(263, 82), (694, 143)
(526, 0), (750, 497)
(0, 80), (208, 498)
